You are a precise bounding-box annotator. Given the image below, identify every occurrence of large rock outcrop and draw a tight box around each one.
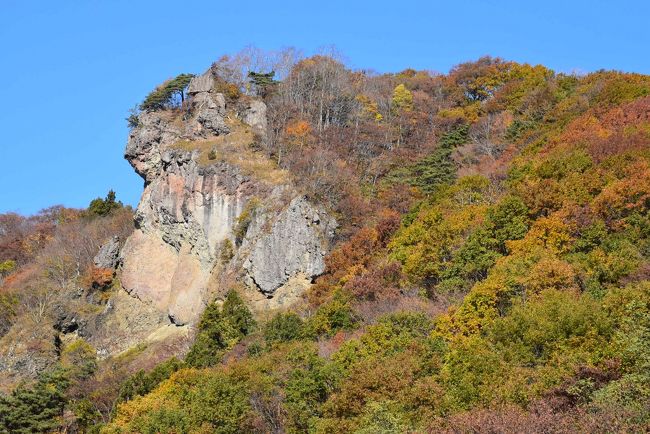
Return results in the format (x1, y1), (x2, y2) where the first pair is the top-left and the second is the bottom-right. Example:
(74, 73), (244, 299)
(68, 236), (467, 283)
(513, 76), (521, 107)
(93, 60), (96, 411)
(120, 70), (336, 325)
(243, 197), (337, 295)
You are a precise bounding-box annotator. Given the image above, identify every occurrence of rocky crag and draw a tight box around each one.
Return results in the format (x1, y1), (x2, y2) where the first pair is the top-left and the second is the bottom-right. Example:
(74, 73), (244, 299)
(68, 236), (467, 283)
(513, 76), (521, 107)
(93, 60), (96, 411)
(119, 69), (337, 325)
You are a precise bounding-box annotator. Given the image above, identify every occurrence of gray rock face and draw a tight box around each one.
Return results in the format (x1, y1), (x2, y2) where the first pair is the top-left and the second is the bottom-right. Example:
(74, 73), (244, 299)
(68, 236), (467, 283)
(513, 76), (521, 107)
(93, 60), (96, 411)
(125, 112), (182, 183)
(93, 236), (121, 269)
(194, 92), (229, 136)
(188, 71), (214, 95)
(243, 197), (337, 295)
(242, 100), (268, 136)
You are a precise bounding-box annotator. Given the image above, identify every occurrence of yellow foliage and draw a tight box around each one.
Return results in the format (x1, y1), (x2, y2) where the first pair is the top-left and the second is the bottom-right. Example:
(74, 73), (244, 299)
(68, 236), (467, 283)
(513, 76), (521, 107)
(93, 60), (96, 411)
(507, 214), (573, 255)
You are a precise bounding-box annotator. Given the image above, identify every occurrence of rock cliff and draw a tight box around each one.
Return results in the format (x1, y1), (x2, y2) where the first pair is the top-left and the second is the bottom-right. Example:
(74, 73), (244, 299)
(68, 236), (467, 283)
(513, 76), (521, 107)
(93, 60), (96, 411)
(119, 70), (337, 325)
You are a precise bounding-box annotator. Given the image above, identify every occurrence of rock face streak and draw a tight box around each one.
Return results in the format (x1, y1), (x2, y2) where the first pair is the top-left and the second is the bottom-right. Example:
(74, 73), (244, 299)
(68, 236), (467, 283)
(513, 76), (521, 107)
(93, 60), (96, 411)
(120, 71), (336, 325)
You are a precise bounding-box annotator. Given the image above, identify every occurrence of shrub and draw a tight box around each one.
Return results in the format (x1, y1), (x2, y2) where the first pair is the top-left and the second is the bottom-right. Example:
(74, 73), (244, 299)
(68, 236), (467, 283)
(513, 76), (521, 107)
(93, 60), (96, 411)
(61, 339), (97, 380)
(186, 291), (255, 368)
(219, 239), (234, 263)
(305, 295), (357, 338)
(0, 259), (16, 277)
(264, 312), (305, 346)
(117, 357), (184, 405)
(234, 198), (259, 246)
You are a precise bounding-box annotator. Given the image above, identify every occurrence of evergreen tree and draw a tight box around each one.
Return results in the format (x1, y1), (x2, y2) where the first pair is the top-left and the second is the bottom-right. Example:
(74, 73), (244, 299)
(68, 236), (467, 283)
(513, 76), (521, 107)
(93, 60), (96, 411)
(0, 369), (69, 434)
(87, 189), (122, 217)
(222, 289), (256, 338)
(248, 71), (277, 98)
(140, 73), (195, 111)
(411, 124), (468, 195)
(186, 292), (255, 368)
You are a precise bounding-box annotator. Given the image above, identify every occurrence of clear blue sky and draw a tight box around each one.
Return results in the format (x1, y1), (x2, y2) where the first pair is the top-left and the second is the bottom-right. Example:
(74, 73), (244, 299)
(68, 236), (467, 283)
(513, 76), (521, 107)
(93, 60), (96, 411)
(1, 0), (648, 215)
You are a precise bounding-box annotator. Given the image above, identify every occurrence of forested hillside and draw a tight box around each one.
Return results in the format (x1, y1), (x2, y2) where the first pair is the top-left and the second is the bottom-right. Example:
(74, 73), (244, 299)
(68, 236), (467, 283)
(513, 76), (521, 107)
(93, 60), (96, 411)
(1, 48), (649, 433)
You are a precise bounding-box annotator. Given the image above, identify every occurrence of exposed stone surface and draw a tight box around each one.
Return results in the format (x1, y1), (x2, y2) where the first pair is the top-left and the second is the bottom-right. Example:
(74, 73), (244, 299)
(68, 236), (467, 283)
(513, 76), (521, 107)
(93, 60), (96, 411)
(188, 70), (214, 95)
(243, 197), (337, 295)
(241, 100), (268, 136)
(93, 236), (121, 269)
(125, 111), (181, 183)
(193, 92), (229, 136)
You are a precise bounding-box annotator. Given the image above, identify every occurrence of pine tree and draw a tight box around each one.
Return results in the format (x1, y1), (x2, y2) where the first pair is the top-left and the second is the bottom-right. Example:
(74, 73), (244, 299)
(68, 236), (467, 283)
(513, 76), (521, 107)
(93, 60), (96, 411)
(87, 189), (122, 217)
(410, 124), (468, 195)
(140, 73), (195, 111)
(222, 289), (256, 337)
(248, 71), (277, 98)
(0, 369), (69, 434)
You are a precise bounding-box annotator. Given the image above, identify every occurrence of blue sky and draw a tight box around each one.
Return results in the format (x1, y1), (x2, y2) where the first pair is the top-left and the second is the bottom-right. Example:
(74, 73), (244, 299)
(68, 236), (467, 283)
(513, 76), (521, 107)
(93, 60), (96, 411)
(1, 0), (648, 215)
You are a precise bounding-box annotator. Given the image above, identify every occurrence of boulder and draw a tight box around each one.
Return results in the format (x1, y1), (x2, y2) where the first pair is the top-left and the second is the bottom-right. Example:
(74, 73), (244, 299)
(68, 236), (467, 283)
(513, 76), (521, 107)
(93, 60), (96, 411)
(242, 100), (268, 135)
(93, 236), (120, 269)
(243, 197), (337, 295)
(188, 71), (214, 95)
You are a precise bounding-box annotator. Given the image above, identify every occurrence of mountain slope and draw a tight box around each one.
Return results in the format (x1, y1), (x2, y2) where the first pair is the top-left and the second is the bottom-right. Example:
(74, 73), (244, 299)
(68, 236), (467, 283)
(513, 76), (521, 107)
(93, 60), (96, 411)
(1, 50), (649, 432)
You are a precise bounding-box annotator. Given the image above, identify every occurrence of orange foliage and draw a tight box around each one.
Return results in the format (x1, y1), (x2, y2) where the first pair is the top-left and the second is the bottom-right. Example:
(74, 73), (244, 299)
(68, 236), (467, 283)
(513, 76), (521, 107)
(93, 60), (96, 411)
(84, 266), (114, 290)
(285, 119), (313, 147)
(593, 159), (650, 224)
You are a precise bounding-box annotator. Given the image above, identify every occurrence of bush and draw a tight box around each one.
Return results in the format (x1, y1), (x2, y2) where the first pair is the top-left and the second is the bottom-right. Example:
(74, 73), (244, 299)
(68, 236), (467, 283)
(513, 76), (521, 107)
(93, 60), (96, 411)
(186, 291), (255, 368)
(264, 312), (305, 346)
(219, 239), (234, 263)
(117, 357), (184, 405)
(61, 339), (97, 380)
(234, 198), (259, 245)
(305, 295), (357, 338)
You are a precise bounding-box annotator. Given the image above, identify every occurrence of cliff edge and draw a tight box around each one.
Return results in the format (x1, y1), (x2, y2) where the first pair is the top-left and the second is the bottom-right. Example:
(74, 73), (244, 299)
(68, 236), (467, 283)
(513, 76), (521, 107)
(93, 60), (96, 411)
(119, 70), (337, 325)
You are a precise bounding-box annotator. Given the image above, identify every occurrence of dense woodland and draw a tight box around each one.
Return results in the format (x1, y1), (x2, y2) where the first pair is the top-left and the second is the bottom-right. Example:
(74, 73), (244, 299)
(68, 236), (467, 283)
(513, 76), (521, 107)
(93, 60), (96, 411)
(1, 47), (650, 432)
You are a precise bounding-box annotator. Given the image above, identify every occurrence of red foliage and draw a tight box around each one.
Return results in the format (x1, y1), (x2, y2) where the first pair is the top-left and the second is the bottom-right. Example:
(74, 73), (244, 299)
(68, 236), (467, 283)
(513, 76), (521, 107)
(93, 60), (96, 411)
(85, 266), (114, 291)
(344, 261), (402, 302)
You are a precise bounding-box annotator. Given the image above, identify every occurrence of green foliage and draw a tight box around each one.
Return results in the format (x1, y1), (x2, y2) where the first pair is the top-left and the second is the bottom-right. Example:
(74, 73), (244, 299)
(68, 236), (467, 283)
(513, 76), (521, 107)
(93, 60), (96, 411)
(354, 401), (408, 434)
(411, 144), (456, 196)
(283, 345), (340, 432)
(126, 105), (140, 129)
(87, 190), (122, 217)
(222, 289), (256, 337)
(0, 368), (69, 434)
(383, 124), (467, 196)
(0, 260), (16, 277)
(108, 370), (251, 434)
(248, 70), (277, 98)
(439, 123), (470, 148)
(117, 357), (184, 405)
(305, 294), (357, 338)
(219, 238), (235, 263)
(411, 125), (468, 195)
(140, 73), (194, 111)
(486, 195), (530, 251)
(186, 290), (255, 367)
(263, 312), (305, 346)
(60, 339), (97, 380)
